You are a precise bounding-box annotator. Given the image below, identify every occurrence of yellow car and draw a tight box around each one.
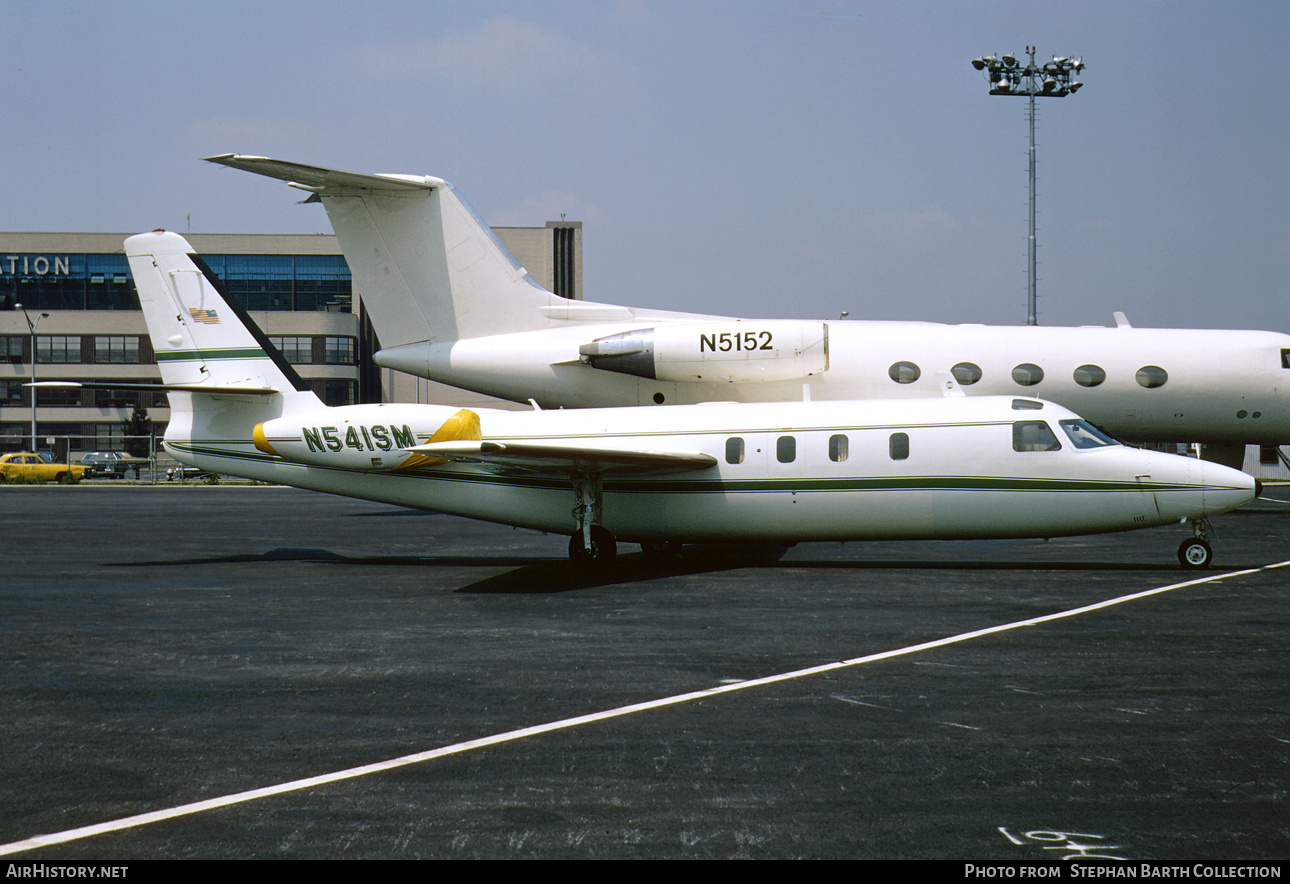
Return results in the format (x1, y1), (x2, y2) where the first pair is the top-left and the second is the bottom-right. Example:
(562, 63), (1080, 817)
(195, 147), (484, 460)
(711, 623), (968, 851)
(0, 452), (87, 483)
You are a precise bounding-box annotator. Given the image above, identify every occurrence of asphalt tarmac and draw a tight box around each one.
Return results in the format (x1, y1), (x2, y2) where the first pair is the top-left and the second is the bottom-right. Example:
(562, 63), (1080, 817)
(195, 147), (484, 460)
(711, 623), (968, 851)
(1, 485), (1286, 860)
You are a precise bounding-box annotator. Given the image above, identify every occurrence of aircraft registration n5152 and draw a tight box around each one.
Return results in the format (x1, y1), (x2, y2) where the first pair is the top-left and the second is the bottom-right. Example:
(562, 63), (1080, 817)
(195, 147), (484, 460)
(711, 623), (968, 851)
(204, 155), (1290, 469)
(48, 230), (1253, 569)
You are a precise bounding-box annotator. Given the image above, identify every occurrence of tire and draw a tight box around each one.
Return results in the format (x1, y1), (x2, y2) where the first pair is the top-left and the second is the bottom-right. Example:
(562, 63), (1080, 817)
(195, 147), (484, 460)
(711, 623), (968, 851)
(1178, 538), (1212, 569)
(569, 526), (617, 566)
(640, 540), (682, 559)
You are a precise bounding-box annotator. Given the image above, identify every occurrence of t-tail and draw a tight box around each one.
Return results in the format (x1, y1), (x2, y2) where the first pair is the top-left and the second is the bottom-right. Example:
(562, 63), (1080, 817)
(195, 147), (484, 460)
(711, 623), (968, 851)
(126, 231), (484, 485)
(203, 155), (578, 348)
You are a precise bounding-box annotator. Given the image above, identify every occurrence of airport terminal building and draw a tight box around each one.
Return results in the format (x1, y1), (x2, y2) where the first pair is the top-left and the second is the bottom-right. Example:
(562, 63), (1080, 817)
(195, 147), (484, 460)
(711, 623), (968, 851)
(0, 224), (581, 454)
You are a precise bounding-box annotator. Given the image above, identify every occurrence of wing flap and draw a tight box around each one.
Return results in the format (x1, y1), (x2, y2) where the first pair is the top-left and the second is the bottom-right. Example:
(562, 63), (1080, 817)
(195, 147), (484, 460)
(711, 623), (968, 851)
(409, 440), (717, 475)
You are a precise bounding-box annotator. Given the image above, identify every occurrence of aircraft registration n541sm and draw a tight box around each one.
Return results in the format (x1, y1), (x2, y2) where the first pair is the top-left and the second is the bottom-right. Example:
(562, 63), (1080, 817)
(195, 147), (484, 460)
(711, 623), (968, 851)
(205, 155), (1290, 470)
(53, 231), (1253, 569)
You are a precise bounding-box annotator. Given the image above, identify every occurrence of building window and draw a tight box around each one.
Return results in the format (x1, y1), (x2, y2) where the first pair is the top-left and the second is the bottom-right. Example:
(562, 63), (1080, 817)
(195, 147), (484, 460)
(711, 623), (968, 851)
(1012, 363), (1044, 386)
(36, 386), (82, 407)
(94, 336), (140, 364)
(269, 336), (312, 364)
(725, 437), (744, 464)
(2, 379), (26, 405)
(951, 362), (982, 385)
(829, 434), (849, 462)
(888, 361), (921, 384)
(92, 423), (127, 450)
(324, 336), (357, 365)
(889, 432), (909, 460)
(309, 379), (357, 407)
(1260, 445), (1282, 465)
(92, 386), (146, 408)
(37, 336), (80, 363)
(1072, 364), (1106, 387)
(776, 435), (796, 463)
(1136, 365), (1168, 388)
(2, 336), (24, 363)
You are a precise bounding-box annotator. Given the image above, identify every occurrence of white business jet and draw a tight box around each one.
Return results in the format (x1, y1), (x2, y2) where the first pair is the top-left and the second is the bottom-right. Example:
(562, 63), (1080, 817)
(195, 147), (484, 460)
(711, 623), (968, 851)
(205, 155), (1290, 470)
(50, 231), (1254, 569)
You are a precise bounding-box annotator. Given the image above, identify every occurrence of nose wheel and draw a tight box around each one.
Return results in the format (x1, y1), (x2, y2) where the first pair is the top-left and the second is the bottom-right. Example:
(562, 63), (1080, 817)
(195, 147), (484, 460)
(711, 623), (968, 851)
(1181, 534), (1207, 567)
(1177, 537), (1212, 569)
(1178, 516), (1215, 569)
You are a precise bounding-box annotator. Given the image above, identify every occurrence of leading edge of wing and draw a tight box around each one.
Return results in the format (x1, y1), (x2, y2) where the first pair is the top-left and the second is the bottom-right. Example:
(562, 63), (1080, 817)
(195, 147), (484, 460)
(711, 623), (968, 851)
(409, 440), (718, 475)
(203, 155), (442, 194)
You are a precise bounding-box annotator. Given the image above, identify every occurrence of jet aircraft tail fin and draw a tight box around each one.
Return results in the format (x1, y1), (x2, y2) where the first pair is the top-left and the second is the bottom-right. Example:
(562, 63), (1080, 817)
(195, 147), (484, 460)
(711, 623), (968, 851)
(203, 155), (569, 347)
(124, 230), (323, 414)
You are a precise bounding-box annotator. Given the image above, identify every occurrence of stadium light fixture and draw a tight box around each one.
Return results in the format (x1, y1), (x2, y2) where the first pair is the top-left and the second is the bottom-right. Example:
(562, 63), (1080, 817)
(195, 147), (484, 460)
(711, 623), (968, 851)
(971, 47), (1084, 325)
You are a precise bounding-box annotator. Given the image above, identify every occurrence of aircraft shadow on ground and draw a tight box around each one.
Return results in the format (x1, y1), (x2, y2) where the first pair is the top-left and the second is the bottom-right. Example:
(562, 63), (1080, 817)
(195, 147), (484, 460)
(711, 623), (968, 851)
(111, 543), (1210, 595)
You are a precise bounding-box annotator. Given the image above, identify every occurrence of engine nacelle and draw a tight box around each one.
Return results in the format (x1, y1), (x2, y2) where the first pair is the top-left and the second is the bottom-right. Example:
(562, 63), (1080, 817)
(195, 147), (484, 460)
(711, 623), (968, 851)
(252, 404), (480, 471)
(579, 321), (829, 383)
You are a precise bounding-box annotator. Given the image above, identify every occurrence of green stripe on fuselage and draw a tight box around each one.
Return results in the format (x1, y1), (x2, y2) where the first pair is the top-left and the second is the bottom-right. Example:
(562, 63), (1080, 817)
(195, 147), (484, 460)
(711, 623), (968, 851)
(168, 442), (1227, 496)
(155, 348), (267, 362)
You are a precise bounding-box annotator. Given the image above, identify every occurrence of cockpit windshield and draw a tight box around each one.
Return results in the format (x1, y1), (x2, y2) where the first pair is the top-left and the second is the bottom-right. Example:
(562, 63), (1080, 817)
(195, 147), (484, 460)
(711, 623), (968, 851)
(1060, 419), (1119, 449)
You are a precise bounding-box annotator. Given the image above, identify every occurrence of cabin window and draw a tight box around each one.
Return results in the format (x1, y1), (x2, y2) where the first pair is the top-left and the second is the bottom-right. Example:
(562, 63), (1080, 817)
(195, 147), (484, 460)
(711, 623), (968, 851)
(1011, 363), (1044, 386)
(1073, 364), (1106, 387)
(1060, 419), (1118, 449)
(725, 437), (744, 464)
(1011, 398), (1044, 410)
(888, 361), (921, 384)
(1136, 365), (1168, 388)
(777, 435), (796, 463)
(889, 432), (909, 460)
(1013, 421), (1062, 452)
(951, 362), (982, 385)
(1282, 349), (1290, 369)
(829, 434), (849, 462)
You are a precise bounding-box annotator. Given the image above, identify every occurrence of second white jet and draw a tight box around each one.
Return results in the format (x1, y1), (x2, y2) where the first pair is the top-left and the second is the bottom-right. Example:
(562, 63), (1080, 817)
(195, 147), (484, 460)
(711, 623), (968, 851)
(206, 154), (1290, 470)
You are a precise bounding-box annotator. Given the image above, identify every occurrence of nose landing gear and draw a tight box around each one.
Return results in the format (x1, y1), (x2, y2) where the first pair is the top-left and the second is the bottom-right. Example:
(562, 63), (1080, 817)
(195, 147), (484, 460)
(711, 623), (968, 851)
(1178, 517), (1214, 569)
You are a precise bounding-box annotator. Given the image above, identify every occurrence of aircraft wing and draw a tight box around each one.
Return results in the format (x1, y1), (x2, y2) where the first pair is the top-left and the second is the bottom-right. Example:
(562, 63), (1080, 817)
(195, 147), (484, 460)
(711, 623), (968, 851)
(204, 155), (436, 194)
(408, 440), (717, 476)
(28, 381), (279, 395)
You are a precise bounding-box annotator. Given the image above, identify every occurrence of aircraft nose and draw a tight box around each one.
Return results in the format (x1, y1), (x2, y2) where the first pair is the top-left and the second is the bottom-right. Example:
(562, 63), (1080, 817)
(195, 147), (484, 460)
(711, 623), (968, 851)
(1197, 458), (1258, 515)
(1168, 455), (1256, 520)
(1147, 452), (1255, 523)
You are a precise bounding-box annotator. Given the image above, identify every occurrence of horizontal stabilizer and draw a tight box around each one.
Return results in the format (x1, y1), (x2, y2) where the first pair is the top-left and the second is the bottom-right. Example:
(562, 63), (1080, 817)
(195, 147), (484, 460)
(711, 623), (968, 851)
(204, 155), (439, 194)
(205, 154), (559, 346)
(29, 381), (279, 396)
(409, 440), (717, 476)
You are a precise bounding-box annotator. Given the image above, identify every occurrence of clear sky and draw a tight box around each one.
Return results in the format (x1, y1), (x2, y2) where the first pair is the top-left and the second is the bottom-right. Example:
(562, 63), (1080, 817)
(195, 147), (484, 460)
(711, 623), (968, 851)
(4, 1), (1287, 330)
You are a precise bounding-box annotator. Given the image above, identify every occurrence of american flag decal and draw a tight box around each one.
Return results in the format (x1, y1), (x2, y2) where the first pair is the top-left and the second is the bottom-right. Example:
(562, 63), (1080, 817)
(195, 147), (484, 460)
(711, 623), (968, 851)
(188, 308), (220, 324)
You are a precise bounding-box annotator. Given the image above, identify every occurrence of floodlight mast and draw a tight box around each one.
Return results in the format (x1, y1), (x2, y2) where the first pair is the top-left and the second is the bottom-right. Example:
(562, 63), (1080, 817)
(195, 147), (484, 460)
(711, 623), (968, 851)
(971, 47), (1084, 326)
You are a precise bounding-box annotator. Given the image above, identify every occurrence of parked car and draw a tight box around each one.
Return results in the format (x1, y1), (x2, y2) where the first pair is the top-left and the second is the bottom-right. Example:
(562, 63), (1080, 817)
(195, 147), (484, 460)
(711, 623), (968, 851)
(0, 452), (87, 483)
(79, 451), (129, 478)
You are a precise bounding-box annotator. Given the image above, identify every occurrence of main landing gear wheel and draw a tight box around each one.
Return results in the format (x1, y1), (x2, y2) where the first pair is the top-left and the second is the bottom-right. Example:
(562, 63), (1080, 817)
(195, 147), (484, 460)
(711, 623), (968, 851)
(569, 526), (617, 566)
(640, 540), (682, 559)
(1178, 537), (1212, 569)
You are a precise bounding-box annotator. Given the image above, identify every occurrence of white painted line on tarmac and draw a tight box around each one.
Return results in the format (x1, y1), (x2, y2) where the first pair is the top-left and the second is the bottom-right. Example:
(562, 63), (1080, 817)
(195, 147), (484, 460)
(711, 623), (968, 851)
(4, 557), (1287, 856)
